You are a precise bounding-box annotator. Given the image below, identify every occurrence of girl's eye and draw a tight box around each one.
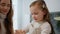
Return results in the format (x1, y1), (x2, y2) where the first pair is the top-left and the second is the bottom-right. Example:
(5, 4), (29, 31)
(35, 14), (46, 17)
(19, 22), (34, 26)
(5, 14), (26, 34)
(31, 13), (33, 15)
(0, 3), (6, 6)
(31, 12), (38, 15)
(34, 13), (38, 15)
(0, 3), (11, 7)
(7, 4), (11, 7)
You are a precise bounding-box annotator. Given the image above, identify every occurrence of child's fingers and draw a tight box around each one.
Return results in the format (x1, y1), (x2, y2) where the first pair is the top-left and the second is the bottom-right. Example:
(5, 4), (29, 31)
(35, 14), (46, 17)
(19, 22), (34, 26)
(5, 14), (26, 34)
(14, 30), (26, 34)
(15, 30), (21, 32)
(14, 31), (18, 34)
(22, 30), (26, 34)
(15, 30), (23, 34)
(15, 30), (20, 34)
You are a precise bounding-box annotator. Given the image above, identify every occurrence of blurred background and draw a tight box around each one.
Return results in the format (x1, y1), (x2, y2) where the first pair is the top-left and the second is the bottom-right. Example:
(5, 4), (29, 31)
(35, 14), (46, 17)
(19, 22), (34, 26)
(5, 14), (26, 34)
(12, 0), (60, 34)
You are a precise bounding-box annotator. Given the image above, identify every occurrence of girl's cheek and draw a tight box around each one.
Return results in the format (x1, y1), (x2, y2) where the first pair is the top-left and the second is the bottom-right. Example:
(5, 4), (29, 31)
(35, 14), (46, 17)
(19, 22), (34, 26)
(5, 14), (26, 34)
(34, 15), (38, 19)
(32, 15), (37, 19)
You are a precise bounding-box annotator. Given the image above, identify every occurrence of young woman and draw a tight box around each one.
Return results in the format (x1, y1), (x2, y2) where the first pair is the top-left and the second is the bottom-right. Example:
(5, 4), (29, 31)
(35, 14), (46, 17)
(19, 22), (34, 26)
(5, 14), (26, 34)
(15, 0), (55, 34)
(0, 0), (14, 34)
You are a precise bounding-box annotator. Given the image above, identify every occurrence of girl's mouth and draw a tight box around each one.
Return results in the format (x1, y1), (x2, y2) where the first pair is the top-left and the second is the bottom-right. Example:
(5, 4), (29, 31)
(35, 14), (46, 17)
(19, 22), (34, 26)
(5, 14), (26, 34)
(34, 18), (37, 20)
(3, 10), (7, 13)
(2, 9), (7, 13)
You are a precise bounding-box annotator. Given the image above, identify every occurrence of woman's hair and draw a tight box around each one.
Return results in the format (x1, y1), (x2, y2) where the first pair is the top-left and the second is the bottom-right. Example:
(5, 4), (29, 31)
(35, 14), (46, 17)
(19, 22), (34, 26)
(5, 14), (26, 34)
(0, 0), (14, 34)
(30, 0), (55, 34)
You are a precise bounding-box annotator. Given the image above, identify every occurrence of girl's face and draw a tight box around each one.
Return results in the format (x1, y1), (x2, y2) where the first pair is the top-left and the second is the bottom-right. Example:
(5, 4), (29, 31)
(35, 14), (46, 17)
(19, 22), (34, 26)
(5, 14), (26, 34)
(0, 0), (11, 15)
(30, 5), (45, 22)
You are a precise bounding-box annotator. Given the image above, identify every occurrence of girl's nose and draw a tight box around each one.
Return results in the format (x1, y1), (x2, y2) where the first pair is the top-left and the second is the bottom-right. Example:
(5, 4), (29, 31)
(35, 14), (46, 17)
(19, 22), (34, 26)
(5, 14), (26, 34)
(32, 15), (35, 18)
(4, 6), (8, 10)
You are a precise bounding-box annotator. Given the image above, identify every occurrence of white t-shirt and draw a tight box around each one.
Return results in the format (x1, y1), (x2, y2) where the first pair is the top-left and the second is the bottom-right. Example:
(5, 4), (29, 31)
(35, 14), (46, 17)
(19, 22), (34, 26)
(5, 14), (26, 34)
(23, 21), (51, 34)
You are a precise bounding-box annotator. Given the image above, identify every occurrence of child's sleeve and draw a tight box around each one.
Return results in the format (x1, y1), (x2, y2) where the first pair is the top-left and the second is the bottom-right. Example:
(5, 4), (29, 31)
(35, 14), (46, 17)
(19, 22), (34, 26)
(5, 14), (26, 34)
(22, 23), (31, 33)
(41, 22), (51, 34)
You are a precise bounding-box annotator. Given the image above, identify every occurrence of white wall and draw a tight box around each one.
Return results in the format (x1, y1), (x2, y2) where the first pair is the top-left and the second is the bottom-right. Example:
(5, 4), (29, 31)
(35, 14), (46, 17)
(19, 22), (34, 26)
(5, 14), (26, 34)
(12, 0), (18, 30)
(44, 0), (60, 12)
(17, 0), (32, 29)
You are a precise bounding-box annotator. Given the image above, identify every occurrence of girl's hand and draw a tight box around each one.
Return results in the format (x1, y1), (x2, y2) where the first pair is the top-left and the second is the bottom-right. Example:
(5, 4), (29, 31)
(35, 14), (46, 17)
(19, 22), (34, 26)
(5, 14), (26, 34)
(14, 30), (26, 34)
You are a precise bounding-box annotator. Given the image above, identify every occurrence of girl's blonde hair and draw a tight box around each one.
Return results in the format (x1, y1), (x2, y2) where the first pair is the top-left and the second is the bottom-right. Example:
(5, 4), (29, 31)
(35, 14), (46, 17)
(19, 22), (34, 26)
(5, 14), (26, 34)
(30, 0), (55, 34)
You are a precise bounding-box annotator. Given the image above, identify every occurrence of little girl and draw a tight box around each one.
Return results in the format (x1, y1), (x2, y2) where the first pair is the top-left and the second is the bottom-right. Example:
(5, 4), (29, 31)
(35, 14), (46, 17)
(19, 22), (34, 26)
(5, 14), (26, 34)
(15, 0), (55, 34)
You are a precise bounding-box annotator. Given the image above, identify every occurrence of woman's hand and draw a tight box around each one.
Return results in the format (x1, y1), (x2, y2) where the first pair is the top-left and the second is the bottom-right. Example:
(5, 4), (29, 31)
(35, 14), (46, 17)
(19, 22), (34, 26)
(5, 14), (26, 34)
(14, 30), (26, 34)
